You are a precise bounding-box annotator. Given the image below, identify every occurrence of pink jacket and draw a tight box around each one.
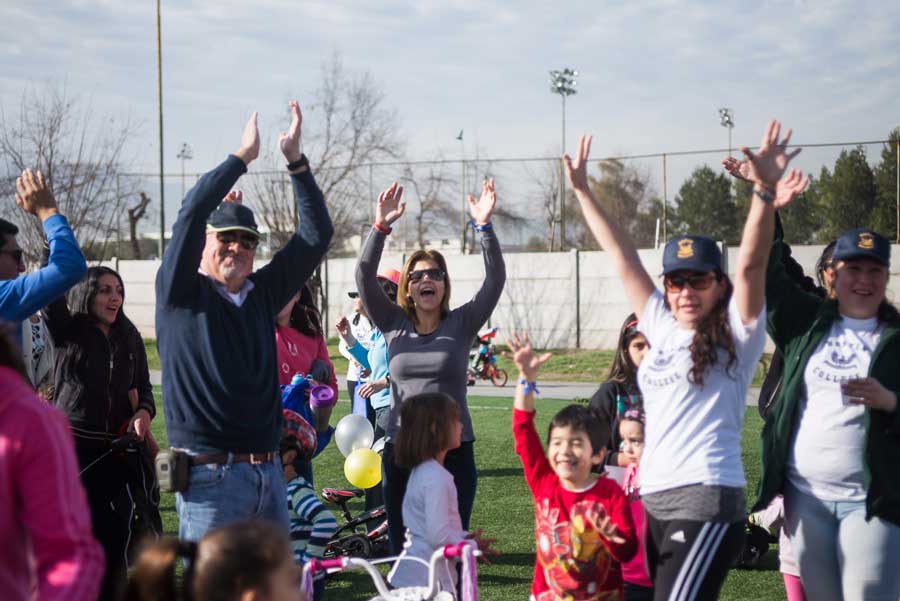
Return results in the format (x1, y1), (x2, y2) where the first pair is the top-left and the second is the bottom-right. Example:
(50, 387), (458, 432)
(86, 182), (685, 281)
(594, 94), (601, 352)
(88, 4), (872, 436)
(0, 366), (104, 601)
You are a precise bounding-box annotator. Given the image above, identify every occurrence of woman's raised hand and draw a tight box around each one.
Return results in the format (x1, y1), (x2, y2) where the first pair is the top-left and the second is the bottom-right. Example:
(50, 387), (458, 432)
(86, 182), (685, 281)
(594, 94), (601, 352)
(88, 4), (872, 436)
(721, 156), (751, 182)
(234, 112), (260, 166)
(563, 134), (593, 192)
(375, 182), (405, 228)
(468, 178), (496, 226)
(739, 120), (802, 191)
(279, 100), (303, 163)
(722, 157), (808, 209)
(335, 315), (351, 338)
(773, 168), (809, 209)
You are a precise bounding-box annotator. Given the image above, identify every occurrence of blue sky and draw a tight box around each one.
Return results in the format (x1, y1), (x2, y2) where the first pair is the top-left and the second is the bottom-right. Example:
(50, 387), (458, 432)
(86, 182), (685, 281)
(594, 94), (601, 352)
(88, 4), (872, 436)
(1, 0), (898, 233)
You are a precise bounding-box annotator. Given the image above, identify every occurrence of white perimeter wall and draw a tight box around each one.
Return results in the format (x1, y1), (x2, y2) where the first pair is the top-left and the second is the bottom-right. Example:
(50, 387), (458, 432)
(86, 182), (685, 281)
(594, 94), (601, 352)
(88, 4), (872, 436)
(115, 243), (900, 349)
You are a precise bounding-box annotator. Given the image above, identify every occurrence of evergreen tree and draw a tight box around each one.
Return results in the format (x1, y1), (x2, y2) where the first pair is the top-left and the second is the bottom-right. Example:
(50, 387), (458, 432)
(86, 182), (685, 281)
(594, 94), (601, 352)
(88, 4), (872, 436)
(873, 128), (900, 242)
(671, 165), (738, 242)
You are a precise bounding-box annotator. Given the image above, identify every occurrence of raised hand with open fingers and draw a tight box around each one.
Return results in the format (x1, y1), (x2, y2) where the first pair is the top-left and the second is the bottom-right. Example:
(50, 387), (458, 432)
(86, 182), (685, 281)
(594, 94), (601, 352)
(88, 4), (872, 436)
(739, 119), (802, 191)
(504, 330), (552, 381)
(468, 178), (496, 225)
(234, 111), (260, 166)
(15, 168), (59, 221)
(722, 157), (809, 209)
(375, 182), (405, 229)
(563, 134), (593, 192)
(279, 100), (303, 163)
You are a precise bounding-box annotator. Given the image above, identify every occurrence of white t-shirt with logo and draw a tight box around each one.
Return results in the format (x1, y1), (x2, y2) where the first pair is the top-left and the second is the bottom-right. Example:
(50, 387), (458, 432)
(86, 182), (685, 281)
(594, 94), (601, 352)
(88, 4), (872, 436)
(787, 316), (880, 502)
(637, 290), (767, 496)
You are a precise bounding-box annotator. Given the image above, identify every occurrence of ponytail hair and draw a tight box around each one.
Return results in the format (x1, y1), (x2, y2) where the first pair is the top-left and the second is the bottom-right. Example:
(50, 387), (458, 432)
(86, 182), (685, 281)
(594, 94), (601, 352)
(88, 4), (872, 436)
(123, 521), (292, 601)
(122, 537), (197, 601)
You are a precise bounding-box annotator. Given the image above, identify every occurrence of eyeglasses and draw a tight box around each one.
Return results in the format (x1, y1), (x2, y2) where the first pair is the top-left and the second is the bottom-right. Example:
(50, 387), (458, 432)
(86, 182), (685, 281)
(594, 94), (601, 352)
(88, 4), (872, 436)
(216, 231), (259, 250)
(0, 249), (24, 263)
(408, 268), (445, 283)
(663, 272), (718, 292)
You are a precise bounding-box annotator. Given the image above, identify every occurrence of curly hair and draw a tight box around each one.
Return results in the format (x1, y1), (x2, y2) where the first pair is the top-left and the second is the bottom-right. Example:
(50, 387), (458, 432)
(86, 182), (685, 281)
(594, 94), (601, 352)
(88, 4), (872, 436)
(670, 273), (738, 387)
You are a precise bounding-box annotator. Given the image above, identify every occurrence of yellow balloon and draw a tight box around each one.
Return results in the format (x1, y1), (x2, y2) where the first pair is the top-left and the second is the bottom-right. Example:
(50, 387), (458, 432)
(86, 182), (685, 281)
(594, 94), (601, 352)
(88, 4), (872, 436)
(344, 448), (382, 489)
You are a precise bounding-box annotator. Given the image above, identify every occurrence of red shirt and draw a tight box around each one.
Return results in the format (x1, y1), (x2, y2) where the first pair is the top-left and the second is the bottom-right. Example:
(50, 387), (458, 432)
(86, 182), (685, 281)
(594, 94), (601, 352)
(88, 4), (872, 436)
(513, 408), (637, 601)
(274, 326), (338, 397)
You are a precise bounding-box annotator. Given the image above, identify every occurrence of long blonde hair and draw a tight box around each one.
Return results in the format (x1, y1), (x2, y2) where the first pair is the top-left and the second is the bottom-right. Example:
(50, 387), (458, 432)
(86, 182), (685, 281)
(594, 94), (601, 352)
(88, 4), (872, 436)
(397, 250), (451, 323)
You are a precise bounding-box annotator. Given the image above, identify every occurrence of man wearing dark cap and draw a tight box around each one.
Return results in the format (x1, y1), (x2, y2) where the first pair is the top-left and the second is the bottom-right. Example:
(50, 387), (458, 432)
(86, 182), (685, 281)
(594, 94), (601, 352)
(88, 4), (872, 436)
(155, 101), (333, 541)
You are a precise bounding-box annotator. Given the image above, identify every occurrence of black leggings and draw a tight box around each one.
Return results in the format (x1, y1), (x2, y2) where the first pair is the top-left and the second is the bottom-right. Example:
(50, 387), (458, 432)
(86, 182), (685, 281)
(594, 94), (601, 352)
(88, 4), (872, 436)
(645, 513), (744, 601)
(382, 441), (477, 555)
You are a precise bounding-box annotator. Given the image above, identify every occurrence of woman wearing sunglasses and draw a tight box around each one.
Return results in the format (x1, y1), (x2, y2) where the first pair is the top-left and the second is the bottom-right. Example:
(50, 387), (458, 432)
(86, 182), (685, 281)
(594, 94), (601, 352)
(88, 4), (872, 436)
(565, 120), (802, 600)
(356, 178), (505, 554)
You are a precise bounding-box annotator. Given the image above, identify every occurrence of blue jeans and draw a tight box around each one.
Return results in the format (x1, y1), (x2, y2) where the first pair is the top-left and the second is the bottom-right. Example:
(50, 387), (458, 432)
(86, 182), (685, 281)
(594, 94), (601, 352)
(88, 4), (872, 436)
(784, 481), (900, 601)
(176, 454), (289, 542)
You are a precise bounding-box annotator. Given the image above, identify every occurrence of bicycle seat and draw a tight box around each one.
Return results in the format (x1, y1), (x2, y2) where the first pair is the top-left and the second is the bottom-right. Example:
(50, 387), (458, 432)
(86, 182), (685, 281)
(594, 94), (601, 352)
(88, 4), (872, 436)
(322, 488), (365, 503)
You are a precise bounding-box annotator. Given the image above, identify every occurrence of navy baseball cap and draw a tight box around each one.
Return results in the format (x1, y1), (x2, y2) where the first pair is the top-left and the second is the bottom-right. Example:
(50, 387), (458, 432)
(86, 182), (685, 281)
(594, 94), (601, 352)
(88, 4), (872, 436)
(662, 235), (722, 275)
(832, 228), (890, 267)
(206, 202), (260, 237)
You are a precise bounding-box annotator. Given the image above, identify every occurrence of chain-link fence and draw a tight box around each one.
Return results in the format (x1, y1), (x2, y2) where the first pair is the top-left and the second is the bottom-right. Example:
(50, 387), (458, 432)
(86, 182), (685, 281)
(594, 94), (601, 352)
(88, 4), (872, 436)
(101, 137), (898, 263)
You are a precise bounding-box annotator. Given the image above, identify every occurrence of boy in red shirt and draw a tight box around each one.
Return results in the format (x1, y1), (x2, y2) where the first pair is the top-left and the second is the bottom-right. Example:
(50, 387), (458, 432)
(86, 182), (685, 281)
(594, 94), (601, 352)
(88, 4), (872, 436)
(507, 332), (637, 601)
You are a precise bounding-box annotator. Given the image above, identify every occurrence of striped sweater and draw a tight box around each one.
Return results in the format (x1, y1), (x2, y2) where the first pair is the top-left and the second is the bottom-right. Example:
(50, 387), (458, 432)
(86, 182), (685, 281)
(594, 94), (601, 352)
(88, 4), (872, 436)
(286, 476), (338, 568)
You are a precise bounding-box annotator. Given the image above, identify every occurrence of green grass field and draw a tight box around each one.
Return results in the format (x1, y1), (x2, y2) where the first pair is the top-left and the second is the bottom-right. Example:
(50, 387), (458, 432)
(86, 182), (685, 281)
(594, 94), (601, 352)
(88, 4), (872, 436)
(149, 387), (784, 600)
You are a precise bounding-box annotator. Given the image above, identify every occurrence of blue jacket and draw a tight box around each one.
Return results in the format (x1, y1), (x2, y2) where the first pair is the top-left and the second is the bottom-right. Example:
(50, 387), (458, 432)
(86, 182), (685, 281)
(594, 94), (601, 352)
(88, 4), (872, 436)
(348, 328), (391, 410)
(0, 215), (87, 343)
(155, 155), (333, 453)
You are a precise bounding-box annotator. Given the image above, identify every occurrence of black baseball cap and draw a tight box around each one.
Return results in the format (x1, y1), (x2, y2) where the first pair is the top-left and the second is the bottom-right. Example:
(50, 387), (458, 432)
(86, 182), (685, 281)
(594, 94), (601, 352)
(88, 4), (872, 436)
(662, 235), (722, 275)
(832, 228), (890, 267)
(206, 203), (260, 237)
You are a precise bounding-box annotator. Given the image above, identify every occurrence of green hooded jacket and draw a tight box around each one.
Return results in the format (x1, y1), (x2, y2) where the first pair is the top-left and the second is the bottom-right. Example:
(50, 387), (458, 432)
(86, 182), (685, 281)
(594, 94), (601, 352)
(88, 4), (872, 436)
(753, 224), (900, 526)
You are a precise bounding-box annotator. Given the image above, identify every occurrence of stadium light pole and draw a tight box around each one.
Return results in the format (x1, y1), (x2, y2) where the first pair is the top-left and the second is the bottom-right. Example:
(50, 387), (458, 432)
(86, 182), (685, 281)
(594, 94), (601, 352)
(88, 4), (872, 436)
(156, 0), (166, 258)
(550, 68), (577, 251)
(457, 130), (466, 254)
(719, 108), (734, 156)
(177, 142), (193, 201)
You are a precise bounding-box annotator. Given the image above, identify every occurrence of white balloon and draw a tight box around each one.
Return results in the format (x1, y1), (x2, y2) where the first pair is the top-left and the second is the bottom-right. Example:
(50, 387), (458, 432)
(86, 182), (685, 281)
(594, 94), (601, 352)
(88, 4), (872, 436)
(334, 414), (375, 457)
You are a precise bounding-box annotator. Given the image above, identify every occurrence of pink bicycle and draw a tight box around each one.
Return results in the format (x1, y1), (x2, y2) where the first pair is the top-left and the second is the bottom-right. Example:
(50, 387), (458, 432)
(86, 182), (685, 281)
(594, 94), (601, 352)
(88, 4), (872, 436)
(301, 542), (480, 601)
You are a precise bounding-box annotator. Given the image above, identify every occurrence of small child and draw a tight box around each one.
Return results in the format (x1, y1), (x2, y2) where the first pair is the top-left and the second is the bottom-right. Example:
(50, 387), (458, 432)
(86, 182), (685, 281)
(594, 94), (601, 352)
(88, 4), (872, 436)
(388, 392), (497, 595)
(617, 409), (653, 601)
(123, 520), (305, 601)
(507, 331), (637, 601)
(748, 496), (806, 601)
(281, 409), (337, 601)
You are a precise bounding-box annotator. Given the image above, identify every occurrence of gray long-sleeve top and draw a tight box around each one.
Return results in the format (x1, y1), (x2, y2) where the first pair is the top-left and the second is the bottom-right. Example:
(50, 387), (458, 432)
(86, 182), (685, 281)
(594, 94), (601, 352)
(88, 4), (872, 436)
(356, 227), (505, 442)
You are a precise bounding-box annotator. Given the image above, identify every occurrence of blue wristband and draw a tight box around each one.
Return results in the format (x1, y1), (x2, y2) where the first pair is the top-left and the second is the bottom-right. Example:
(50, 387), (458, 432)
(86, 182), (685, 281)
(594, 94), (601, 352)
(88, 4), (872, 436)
(469, 219), (493, 233)
(517, 378), (539, 395)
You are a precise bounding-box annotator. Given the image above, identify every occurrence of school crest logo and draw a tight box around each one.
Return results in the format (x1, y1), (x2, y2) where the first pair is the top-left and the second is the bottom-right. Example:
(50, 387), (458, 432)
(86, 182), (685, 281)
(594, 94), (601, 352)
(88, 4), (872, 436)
(677, 238), (694, 258)
(857, 232), (874, 250)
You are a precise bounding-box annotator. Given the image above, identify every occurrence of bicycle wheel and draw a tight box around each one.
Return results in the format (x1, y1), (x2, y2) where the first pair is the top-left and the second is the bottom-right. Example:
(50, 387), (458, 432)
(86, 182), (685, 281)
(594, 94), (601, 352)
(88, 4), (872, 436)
(491, 368), (508, 387)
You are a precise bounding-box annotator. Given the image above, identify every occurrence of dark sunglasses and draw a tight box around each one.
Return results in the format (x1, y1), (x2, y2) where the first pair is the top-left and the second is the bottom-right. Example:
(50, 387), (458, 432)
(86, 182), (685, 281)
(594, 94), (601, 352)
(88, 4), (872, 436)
(216, 231), (259, 250)
(408, 268), (445, 283)
(663, 272), (719, 292)
(348, 291), (359, 299)
(1, 249), (24, 263)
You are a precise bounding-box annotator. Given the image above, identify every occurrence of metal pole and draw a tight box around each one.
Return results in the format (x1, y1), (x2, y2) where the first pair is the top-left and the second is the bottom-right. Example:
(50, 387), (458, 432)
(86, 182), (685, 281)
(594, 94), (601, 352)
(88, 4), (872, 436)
(896, 138), (899, 243)
(156, 0), (165, 258)
(662, 153), (668, 242)
(368, 163), (374, 225)
(559, 94), (566, 251)
(574, 249), (581, 349)
(460, 159), (466, 254)
(115, 174), (121, 271)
